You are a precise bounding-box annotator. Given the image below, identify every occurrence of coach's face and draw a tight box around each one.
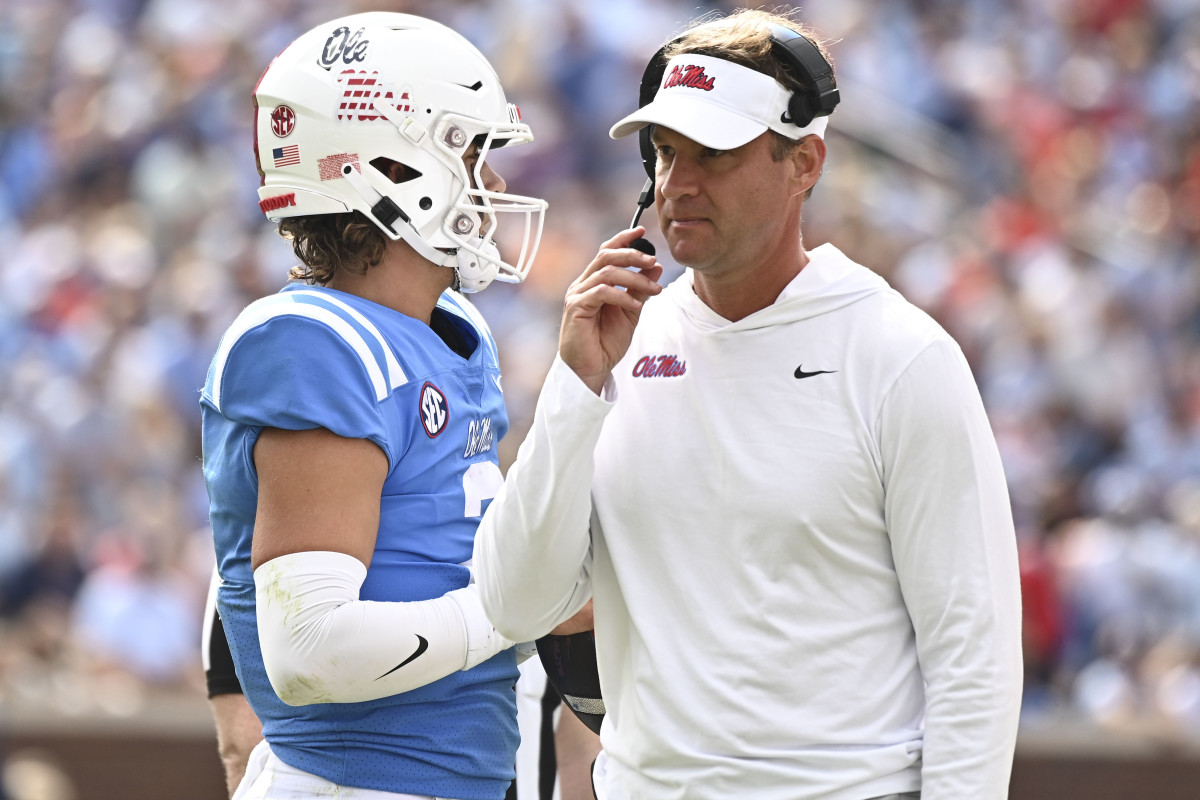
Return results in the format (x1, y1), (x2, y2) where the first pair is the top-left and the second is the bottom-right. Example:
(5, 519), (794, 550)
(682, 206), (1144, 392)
(652, 126), (820, 278)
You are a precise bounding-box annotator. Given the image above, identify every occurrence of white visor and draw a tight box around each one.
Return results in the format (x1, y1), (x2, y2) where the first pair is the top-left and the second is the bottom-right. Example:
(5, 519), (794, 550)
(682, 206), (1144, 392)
(609, 53), (829, 150)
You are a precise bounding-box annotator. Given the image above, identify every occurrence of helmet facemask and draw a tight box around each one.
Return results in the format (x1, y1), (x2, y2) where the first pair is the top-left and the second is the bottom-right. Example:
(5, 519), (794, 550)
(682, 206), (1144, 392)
(428, 110), (546, 293)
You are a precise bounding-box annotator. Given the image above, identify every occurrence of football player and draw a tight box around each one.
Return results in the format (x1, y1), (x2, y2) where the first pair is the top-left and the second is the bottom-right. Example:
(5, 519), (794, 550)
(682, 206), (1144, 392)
(202, 12), (549, 799)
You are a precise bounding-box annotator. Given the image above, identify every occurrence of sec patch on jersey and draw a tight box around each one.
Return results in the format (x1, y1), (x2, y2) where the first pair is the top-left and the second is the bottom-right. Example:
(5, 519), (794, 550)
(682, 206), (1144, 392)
(420, 382), (449, 437)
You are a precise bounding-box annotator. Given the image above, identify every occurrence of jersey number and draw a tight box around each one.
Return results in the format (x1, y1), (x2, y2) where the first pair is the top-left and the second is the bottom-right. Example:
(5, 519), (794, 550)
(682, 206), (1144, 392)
(463, 461), (503, 518)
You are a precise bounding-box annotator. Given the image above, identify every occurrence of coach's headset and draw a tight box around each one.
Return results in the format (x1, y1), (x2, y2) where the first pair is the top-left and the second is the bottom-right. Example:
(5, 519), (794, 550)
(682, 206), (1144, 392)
(625, 23), (841, 255)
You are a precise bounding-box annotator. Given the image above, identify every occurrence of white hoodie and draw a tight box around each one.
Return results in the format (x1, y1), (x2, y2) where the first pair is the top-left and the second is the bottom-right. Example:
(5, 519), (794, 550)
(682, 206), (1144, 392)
(475, 244), (1022, 800)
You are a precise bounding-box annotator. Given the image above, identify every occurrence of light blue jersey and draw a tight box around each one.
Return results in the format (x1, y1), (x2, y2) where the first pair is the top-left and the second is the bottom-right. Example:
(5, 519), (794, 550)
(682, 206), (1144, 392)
(201, 284), (517, 799)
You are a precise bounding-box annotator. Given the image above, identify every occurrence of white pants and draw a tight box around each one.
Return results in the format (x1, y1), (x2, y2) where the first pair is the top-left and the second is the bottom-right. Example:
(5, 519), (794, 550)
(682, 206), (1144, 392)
(233, 740), (461, 800)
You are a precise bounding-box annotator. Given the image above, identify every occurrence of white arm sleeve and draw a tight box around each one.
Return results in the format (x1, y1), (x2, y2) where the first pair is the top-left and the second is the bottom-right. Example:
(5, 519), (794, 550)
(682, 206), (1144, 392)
(254, 550), (513, 706)
(880, 339), (1023, 799)
(473, 356), (610, 642)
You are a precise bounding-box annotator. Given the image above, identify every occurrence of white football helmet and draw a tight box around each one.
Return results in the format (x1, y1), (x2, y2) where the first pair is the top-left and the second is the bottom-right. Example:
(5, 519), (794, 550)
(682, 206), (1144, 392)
(253, 12), (547, 292)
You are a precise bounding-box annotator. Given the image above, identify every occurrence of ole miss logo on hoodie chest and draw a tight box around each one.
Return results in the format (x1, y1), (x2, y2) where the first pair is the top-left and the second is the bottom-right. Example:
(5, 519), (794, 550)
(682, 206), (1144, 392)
(631, 354), (687, 379)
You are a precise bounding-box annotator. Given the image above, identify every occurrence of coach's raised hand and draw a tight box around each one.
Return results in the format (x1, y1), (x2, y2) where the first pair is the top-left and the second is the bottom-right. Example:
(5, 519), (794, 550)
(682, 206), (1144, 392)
(560, 227), (663, 395)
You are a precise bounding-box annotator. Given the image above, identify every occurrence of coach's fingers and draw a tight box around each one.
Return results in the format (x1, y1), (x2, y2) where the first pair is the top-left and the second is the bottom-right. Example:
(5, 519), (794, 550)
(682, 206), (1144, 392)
(626, 264), (664, 304)
(570, 249), (658, 290)
(569, 283), (648, 315)
(597, 226), (651, 252)
(569, 265), (662, 308)
(571, 262), (661, 292)
(575, 228), (658, 280)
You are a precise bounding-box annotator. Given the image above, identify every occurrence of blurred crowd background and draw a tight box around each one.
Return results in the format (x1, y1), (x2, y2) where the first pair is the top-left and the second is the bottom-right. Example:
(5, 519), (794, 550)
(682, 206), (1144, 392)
(1, 0), (1199, 768)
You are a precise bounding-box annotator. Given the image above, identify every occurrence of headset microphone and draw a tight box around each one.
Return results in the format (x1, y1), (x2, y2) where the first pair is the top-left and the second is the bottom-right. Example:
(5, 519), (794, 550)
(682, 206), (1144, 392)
(628, 178), (656, 256)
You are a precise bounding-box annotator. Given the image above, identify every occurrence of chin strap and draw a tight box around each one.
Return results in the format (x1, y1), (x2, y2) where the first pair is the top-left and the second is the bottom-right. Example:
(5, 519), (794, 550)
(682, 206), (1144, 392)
(340, 163), (456, 267)
(454, 240), (502, 293)
(341, 162), (505, 293)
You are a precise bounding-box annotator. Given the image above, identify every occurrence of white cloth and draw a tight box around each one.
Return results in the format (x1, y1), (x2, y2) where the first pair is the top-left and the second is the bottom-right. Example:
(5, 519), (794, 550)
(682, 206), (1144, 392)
(475, 244), (1022, 800)
(590, 750), (610, 800)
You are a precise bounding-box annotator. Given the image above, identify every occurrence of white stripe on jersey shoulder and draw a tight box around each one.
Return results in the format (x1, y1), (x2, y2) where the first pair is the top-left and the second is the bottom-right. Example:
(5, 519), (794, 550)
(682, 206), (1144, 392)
(440, 290), (499, 363)
(287, 290), (407, 390)
(209, 292), (404, 410)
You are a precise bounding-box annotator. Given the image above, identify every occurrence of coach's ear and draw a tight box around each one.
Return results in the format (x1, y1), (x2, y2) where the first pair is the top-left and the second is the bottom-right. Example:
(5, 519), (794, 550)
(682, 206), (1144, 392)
(790, 134), (826, 199)
(537, 630), (605, 735)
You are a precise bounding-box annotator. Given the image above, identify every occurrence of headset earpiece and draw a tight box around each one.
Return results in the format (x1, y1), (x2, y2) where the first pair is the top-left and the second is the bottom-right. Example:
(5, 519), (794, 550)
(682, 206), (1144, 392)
(636, 44), (671, 181)
(766, 24), (840, 129)
(637, 127), (656, 182)
(627, 43), (670, 256)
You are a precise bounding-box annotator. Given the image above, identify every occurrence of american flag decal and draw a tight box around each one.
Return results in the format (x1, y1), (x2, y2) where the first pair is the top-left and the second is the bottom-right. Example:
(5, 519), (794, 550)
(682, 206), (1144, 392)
(272, 145), (301, 167)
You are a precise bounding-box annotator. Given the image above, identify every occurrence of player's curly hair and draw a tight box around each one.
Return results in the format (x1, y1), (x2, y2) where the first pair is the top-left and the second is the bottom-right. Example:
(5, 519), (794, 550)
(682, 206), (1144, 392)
(666, 8), (833, 167)
(278, 211), (387, 285)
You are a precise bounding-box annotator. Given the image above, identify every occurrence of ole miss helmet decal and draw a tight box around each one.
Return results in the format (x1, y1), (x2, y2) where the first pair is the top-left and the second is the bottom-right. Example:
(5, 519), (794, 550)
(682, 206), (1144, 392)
(420, 382), (449, 438)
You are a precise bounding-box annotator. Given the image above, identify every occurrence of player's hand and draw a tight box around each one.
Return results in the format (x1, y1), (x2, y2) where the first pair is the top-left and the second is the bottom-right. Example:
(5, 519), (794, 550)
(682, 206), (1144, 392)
(560, 227), (663, 394)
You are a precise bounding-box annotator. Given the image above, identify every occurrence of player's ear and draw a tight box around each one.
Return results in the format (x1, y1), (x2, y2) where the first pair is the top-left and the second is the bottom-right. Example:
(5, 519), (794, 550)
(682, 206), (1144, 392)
(790, 135), (826, 199)
(370, 157), (420, 185)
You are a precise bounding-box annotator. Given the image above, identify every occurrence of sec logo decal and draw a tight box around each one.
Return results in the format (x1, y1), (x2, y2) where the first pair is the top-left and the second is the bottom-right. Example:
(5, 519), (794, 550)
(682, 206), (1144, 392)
(271, 105), (296, 138)
(420, 382), (449, 438)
